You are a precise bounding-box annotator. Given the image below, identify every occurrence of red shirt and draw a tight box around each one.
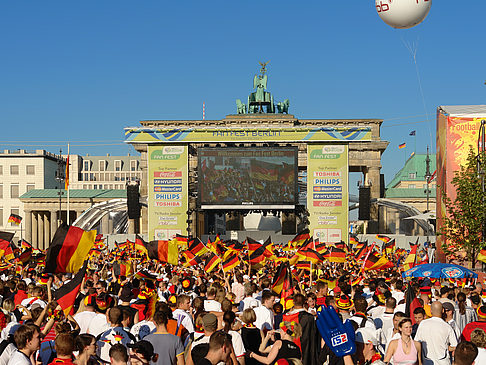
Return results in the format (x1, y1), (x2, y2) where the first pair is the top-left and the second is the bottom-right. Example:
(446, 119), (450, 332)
(48, 358), (75, 365)
(316, 297), (326, 306)
(461, 321), (486, 341)
(14, 290), (28, 306)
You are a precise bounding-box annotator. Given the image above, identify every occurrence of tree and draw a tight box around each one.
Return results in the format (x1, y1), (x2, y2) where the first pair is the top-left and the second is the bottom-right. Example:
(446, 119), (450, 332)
(439, 147), (486, 268)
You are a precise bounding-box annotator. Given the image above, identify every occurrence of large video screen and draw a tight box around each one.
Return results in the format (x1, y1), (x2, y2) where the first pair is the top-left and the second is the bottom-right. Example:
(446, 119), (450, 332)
(198, 147), (298, 208)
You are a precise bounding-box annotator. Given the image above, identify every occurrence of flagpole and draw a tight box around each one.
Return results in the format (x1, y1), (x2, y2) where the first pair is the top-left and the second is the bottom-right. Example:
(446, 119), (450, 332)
(67, 143), (70, 225)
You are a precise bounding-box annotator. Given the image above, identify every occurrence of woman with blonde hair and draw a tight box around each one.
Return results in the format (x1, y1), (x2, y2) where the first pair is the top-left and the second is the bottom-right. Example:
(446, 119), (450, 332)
(249, 321), (302, 364)
(470, 328), (486, 364)
(240, 308), (262, 365)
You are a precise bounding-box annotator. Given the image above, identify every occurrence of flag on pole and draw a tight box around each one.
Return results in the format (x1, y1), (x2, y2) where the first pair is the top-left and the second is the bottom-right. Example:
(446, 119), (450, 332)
(146, 240), (178, 265)
(399, 143), (406, 149)
(65, 155), (69, 190)
(54, 261), (87, 315)
(8, 214), (22, 225)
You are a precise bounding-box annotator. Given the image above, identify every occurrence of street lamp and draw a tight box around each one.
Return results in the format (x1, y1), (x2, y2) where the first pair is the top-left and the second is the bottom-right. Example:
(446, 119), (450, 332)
(55, 149), (65, 227)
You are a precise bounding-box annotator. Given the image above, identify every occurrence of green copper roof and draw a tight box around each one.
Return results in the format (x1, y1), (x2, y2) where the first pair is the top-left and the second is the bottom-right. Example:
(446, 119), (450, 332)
(20, 189), (127, 199)
(385, 188), (436, 198)
(386, 153), (436, 189)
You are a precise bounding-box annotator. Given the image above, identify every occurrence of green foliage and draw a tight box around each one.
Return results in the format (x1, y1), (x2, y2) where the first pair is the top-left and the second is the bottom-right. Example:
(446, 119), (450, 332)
(439, 147), (486, 266)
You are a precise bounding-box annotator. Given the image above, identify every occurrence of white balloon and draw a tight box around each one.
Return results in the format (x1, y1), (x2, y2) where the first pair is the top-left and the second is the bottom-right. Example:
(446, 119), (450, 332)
(376, 0), (432, 29)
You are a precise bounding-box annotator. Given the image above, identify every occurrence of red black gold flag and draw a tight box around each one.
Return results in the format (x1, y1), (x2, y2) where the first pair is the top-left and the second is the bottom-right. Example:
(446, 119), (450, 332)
(355, 243), (370, 261)
(222, 252), (239, 273)
(350, 236), (358, 245)
(19, 249), (32, 265)
(296, 261), (312, 270)
(45, 224), (96, 273)
(0, 231), (14, 243)
(134, 235), (149, 257)
(188, 238), (209, 257)
(364, 253), (394, 271)
(21, 239), (32, 250)
(182, 251), (202, 267)
(376, 234), (392, 244)
(204, 252), (221, 273)
(54, 261), (87, 315)
(0, 239), (15, 262)
(314, 241), (328, 254)
(146, 240), (178, 265)
(248, 238), (266, 265)
(113, 261), (133, 277)
(290, 229), (310, 247)
(8, 214), (22, 225)
(324, 247), (346, 263)
(174, 234), (189, 249)
(403, 244), (418, 271)
(297, 248), (324, 264)
(272, 261), (294, 299)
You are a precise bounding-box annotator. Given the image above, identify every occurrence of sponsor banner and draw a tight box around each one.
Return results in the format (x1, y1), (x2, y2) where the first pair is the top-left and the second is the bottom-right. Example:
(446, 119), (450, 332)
(125, 126), (372, 143)
(148, 145), (188, 240)
(308, 144), (348, 243)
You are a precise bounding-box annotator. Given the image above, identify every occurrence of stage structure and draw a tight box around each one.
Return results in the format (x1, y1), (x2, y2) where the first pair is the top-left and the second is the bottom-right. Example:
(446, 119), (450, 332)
(125, 66), (389, 243)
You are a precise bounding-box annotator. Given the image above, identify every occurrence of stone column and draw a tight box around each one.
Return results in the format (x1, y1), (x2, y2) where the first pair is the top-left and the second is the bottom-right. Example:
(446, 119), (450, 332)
(108, 214), (114, 234)
(24, 210), (32, 243)
(32, 212), (38, 249)
(38, 213), (44, 249)
(44, 212), (50, 247)
(50, 210), (58, 241)
(101, 213), (110, 234)
(367, 166), (381, 233)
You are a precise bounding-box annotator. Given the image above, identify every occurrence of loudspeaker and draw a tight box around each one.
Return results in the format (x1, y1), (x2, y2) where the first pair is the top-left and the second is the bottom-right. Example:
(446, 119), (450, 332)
(358, 186), (371, 221)
(127, 184), (141, 219)
(380, 174), (385, 198)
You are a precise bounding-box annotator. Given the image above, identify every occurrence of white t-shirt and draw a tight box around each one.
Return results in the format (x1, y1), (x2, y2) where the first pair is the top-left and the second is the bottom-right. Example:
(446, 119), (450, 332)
(253, 305), (274, 331)
(130, 319), (156, 341)
(229, 330), (246, 357)
(20, 297), (46, 309)
(204, 299), (222, 312)
(475, 347), (486, 365)
(0, 344), (17, 365)
(87, 312), (110, 336)
(240, 296), (260, 311)
(73, 310), (97, 334)
(415, 317), (458, 365)
(173, 308), (194, 333)
(7, 351), (31, 365)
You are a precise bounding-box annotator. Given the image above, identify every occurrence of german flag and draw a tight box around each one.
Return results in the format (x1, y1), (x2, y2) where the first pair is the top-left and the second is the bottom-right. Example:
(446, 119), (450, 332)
(134, 235), (149, 257)
(248, 238), (266, 265)
(383, 239), (396, 254)
(272, 261), (294, 299)
(44, 224), (96, 273)
(376, 234), (392, 244)
(349, 236), (358, 246)
(403, 244), (418, 271)
(204, 252), (221, 273)
(135, 270), (157, 281)
(364, 253), (394, 271)
(355, 243), (370, 261)
(0, 231), (14, 243)
(296, 261), (312, 270)
(297, 248), (324, 264)
(188, 238), (208, 257)
(222, 251), (239, 273)
(54, 261), (87, 315)
(8, 214), (22, 226)
(147, 240), (178, 265)
(19, 248), (32, 265)
(21, 239), (32, 250)
(0, 239), (15, 262)
(65, 155), (69, 190)
(324, 247), (346, 263)
(290, 229), (310, 247)
(314, 241), (328, 254)
(478, 249), (486, 263)
(174, 234), (189, 250)
(181, 251), (202, 267)
(113, 261), (133, 277)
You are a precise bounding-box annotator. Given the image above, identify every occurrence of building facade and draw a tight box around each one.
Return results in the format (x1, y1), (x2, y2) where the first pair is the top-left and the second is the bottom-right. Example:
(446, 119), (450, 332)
(67, 154), (142, 190)
(0, 149), (63, 241)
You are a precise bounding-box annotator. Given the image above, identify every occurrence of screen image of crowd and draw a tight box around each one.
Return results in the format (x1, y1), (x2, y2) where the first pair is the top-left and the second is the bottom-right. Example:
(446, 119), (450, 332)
(198, 149), (296, 205)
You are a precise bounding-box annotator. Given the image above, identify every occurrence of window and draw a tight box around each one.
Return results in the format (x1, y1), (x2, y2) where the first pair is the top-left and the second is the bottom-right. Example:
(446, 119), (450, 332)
(408, 184), (416, 189)
(99, 160), (106, 171)
(90, 173), (94, 181)
(0, 166), (3, 175)
(10, 208), (19, 226)
(99, 173), (104, 181)
(10, 165), (19, 175)
(84, 173), (89, 181)
(83, 160), (90, 171)
(10, 184), (19, 198)
(26, 165), (35, 175)
(408, 172), (416, 179)
(0, 185), (2, 199)
(115, 160), (122, 171)
(0, 209), (2, 226)
(130, 160), (137, 171)
(26, 184), (35, 192)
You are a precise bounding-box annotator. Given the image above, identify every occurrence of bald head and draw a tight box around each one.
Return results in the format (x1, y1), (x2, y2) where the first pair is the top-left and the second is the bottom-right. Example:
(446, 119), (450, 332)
(431, 301), (443, 317)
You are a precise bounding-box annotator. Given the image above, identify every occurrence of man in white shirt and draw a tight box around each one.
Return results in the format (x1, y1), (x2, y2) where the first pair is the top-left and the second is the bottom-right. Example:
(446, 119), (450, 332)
(253, 291), (275, 331)
(239, 284), (260, 311)
(8, 324), (41, 365)
(204, 287), (222, 312)
(172, 294), (194, 333)
(87, 294), (112, 336)
(73, 294), (97, 334)
(375, 297), (396, 344)
(20, 287), (47, 310)
(415, 301), (458, 365)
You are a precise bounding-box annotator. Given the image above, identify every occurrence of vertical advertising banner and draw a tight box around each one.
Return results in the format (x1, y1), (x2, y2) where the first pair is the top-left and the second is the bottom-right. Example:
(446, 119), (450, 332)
(307, 144), (349, 244)
(148, 145), (188, 240)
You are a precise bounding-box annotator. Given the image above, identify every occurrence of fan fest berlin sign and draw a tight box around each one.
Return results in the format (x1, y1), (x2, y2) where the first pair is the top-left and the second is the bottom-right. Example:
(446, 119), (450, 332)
(148, 145), (188, 240)
(307, 144), (349, 244)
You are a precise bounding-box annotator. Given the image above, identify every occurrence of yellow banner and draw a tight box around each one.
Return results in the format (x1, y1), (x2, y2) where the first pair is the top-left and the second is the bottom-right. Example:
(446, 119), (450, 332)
(148, 145), (188, 240)
(307, 144), (349, 244)
(125, 126), (371, 143)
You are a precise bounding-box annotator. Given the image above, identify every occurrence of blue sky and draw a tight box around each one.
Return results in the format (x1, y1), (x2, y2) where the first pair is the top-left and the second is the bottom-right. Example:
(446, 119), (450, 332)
(1, 1), (485, 190)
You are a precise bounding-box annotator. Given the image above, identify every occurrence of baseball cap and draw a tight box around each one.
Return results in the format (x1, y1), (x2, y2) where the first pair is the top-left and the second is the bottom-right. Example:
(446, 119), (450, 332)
(355, 327), (378, 346)
(442, 302), (455, 312)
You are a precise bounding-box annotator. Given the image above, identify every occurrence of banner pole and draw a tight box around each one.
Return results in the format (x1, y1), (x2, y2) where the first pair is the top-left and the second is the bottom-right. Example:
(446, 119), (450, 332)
(67, 143), (70, 225)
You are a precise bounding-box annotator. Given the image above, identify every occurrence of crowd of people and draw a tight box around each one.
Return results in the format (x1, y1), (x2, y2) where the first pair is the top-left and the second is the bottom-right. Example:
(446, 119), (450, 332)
(0, 249), (485, 365)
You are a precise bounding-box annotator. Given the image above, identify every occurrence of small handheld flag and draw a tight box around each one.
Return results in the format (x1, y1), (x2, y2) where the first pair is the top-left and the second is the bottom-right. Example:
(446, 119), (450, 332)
(8, 214), (22, 225)
(399, 143), (406, 149)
